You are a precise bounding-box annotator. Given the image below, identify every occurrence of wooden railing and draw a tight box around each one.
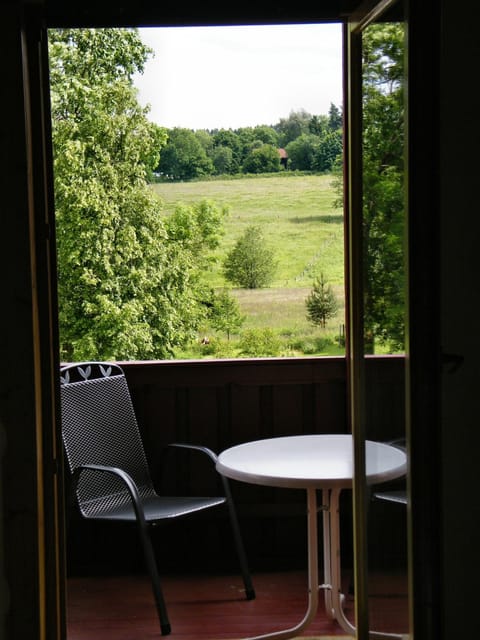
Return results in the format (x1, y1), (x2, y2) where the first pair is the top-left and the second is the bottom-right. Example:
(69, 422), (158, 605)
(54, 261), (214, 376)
(122, 354), (405, 456)
(67, 356), (407, 575)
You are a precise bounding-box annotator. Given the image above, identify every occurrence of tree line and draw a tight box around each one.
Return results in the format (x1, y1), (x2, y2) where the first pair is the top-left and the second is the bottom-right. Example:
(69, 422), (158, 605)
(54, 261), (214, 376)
(155, 106), (343, 181)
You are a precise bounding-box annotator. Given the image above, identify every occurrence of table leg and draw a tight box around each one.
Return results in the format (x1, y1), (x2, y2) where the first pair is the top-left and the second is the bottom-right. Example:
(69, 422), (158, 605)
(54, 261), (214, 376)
(244, 487), (319, 640)
(321, 488), (334, 618)
(244, 486), (408, 640)
(321, 487), (354, 634)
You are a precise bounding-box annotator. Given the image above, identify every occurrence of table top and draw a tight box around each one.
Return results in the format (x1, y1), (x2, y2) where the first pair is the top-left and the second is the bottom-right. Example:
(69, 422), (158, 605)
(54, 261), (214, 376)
(216, 434), (407, 489)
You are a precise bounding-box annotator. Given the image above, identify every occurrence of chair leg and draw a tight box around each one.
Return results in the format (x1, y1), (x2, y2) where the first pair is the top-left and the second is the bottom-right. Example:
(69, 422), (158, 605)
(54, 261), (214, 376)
(137, 522), (172, 635)
(221, 476), (256, 600)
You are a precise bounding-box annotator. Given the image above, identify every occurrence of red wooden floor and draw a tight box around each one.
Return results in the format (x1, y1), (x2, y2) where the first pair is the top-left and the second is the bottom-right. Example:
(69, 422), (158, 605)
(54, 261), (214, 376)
(66, 570), (409, 639)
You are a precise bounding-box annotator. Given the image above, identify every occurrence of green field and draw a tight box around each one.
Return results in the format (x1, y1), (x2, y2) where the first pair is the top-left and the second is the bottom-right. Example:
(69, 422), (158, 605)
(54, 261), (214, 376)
(151, 173), (346, 357)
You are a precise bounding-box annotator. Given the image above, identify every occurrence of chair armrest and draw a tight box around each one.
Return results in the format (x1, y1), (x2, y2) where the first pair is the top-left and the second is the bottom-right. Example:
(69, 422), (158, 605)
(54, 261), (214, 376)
(166, 442), (218, 464)
(158, 443), (222, 494)
(165, 442), (239, 495)
(72, 464), (146, 523)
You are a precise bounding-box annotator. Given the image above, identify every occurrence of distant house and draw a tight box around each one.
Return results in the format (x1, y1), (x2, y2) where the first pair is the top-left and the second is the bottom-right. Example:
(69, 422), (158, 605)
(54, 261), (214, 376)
(278, 148), (289, 169)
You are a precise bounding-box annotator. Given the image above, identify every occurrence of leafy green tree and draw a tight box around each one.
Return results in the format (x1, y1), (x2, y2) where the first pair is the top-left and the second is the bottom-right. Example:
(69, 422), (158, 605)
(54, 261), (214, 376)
(49, 28), (223, 361)
(362, 23), (406, 351)
(242, 144), (281, 174)
(312, 129), (343, 172)
(309, 114), (329, 136)
(210, 289), (245, 340)
(276, 109), (312, 146)
(212, 129), (243, 172)
(158, 127), (214, 179)
(211, 146), (235, 175)
(306, 273), (339, 328)
(251, 125), (279, 147)
(223, 226), (277, 289)
(285, 133), (319, 171)
(328, 103), (343, 131)
(235, 127), (261, 165)
(164, 199), (228, 265)
(194, 129), (214, 154)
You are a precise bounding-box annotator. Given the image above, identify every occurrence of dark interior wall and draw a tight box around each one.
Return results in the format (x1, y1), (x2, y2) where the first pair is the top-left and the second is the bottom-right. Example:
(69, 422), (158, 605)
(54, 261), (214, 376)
(439, 0), (480, 635)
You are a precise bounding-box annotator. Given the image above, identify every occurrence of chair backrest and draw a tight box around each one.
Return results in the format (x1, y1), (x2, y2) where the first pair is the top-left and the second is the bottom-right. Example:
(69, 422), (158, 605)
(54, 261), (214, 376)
(60, 362), (155, 515)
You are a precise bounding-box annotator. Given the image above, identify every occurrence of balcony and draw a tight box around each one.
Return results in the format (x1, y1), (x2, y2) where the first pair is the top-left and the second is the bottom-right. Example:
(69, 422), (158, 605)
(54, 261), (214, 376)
(65, 355), (408, 638)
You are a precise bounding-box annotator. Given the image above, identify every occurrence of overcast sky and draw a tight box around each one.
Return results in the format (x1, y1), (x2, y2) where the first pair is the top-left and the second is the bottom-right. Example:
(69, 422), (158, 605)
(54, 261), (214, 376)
(133, 23), (343, 131)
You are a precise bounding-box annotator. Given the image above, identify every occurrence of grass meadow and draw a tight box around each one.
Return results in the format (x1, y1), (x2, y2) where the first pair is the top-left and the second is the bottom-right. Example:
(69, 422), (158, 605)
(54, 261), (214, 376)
(151, 173), (346, 358)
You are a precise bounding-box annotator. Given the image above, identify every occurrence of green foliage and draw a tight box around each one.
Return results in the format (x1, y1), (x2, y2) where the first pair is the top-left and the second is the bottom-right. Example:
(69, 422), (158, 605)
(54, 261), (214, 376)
(209, 289), (245, 340)
(158, 127), (214, 179)
(328, 102), (343, 130)
(285, 134), (319, 171)
(305, 273), (339, 328)
(362, 23), (406, 351)
(309, 114), (329, 136)
(165, 199), (228, 257)
(312, 130), (343, 172)
(211, 146), (235, 175)
(285, 129), (342, 173)
(212, 129), (243, 173)
(49, 28), (224, 361)
(250, 125), (280, 147)
(276, 109), (312, 146)
(223, 226), (277, 289)
(242, 144), (281, 174)
(239, 328), (281, 357)
(153, 104), (343, 182)
(289, 335), (337, 354)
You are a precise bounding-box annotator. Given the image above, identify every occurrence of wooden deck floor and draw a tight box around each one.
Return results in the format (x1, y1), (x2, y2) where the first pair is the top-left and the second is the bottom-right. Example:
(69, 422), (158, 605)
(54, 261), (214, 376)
(66, 570), (409, 639)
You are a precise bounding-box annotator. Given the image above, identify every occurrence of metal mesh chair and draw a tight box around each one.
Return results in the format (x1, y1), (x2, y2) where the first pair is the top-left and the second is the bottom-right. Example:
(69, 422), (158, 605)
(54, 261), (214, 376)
(60, 361), (255, 635)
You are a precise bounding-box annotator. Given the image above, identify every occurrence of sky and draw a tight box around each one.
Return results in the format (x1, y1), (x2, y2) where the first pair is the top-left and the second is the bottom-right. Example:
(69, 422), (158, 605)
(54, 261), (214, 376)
(132, 23), (343, 131)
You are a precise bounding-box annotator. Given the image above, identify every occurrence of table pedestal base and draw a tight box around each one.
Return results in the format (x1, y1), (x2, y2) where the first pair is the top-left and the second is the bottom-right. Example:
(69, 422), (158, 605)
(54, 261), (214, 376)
(245, 487), (408, 640)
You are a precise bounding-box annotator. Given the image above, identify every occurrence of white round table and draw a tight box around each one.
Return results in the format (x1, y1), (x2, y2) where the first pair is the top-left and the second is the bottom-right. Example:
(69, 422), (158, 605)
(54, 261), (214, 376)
(216, 434), (407, 640)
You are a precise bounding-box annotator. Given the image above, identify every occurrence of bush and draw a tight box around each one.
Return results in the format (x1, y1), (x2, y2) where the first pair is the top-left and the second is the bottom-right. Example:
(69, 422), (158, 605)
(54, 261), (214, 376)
(239, 328), (281, 357)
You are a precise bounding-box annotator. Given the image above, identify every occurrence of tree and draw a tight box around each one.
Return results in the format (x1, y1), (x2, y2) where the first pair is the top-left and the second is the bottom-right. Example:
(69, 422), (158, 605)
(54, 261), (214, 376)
(209, 289), (245, 340)
(328, 102), (343, 131)
(330, 24), (405, 352)
(157, 127), (213, 179)
(308, 114), (328, 136)
(312, 129), (343, 172)
(251, 125), (279, 147)
(49, 28), (223, 361)
(276, 109), (312, 146)
(361, 23), (406, 351)
(242, 144), (281, 174)
(211, 145), (235, 175)
(285, 133), (319, 171)
(223, 226), (277, 289)
(306, 273), (338, 328)
(212, 129), (243, 173)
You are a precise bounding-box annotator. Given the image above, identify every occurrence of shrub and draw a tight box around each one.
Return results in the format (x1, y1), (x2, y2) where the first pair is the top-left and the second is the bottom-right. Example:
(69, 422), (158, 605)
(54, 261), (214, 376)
(239, 328), (281, 357)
